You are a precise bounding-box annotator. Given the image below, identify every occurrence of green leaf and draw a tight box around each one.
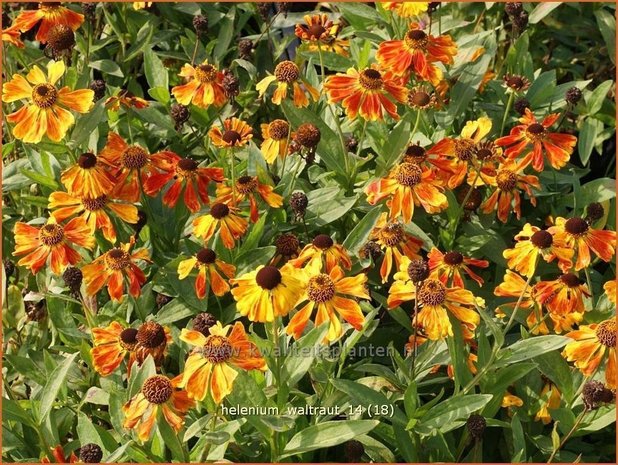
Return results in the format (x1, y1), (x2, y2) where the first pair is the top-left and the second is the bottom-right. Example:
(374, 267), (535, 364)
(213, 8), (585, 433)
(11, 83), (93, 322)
(415, 394), (492, 435)
(577, 118), (602, 165)
(38, 352), (78, 423)
(511, 412), (526, 462)
(281, 420), (379, 457)
(19, 169), (59, 190)
(496, 335), (569, 367)
(526, 70), (557, 107)
(158, 414), (186, 462)
(342, 206), (383, 254)
(127, 355), (156, 399)
(89, 59), (124, 77)
(586, 80), (613, 115)
(595, 9), (616, 65)
(144, 49), (169, 90)
(528, 2), (562, 24)
(69, 100), (106, 150)
(282, 323), (329, 387)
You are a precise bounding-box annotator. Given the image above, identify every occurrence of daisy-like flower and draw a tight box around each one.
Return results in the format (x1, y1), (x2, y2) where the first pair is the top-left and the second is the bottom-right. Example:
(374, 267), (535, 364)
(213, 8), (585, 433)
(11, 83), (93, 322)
(288, 266), (369, 342)
(12, 2), (84, 44)
(324, 66), (408, 121)
(383, 2), (429, 17)
(105, 89), (149, 112)
(98, 132), (158, 202)
(604, 280), (616, 306)
(256, 61), (319, 108)
(2, 60), (94, 143)
(91, 321), (138, 376)
(408, 86), (437, 110)
(192, 202), (248, 249)
(272, 233), (302, 266)
(82, 237), (151, 301)
(144, 153), (224, 213)
(503, 73), (531, 93)
(260, 119), (291, 163)
(480, 159), (540, 223)
(503, 224), (573, 277)
(215, 176), (283, 223)
(295, 14), (349, 56)
(388, 264), (480, 340)
(402, 143), (453, 185)
(171, 60), (226, 109)
(549, 217), (616, 271)
(291, 234), (352, 274)
(60, 152), (116, 199)
(427, 248), (489, 288)
(177, 248), (235, 298)
(2, 25), (24, 48)
(535, 273), (591, 315)
(230, 264), (305, 322)
(563, 317), (616, 388)
(134, 321), (172, 367)
(48, 191), (138, 243)
(178, 322), (266, 402)
(208, 117), (253, 149)
(535, 381), (561, 424)
(13, 217), (94, 275)
(41, 445), (78, 464)
(496, 108), (577, 171)
(369, 214), (423, 283)
(376, 24), (457, 84)
(123, 375), (194, 442)
(365, 161), (448, 224)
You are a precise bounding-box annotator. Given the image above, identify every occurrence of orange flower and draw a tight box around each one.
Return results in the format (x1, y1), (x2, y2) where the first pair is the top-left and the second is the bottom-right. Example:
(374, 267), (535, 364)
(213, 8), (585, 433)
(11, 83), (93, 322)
(295, 14), (349, 56)
(503, 224), (573, 277)
(91, 321), (138, 376)
(178, 322), (266, 403)
(192, 203), (248, 249)
(13, 3), (83, 43)
(134, 321), (172, 367)
(48, 191), (138, 243)
(82, 238), (151, 301)
(496, 109), (577, 171)
(383, 2), (429, 17)
(123, 375), (194, 442)
(256, 61), (319, 108)
(549, 217), (616, 271)
(105, 89), (149, 111)
(177, 248), (236, 298)
(144, 153), (224, 213)
(287, 266), (369, 342)
(13, 217), (94, 275)
(2, 25), (24, 48)
(260, 119), (291, 163)
(215, 176), (283, 223)
(324, 66), (408, 121)
(2, 60), (93, 143)
(604, 280), (616, 305)
(171, 61), (226, 108)
(41, 445), (78, 463)
(563, 317), (616, 388)
(369, 213), (423, 283)
(501, 392), (524, 408)
(60, 152), (116, 199)
(376, 24), (456, 84)
(365, 161), (447, 223)
(388, 259), (480, 340)
(428, 248), (489, 288)
(290, 234), (352, 274)
(480, 159), (540, 223)
(535, 381), (561, 424)
(402, 143), (454, 185)
(98, 132), (160, 202)
(535, 273), (591, 315)
(230, 264), (305, 322)
(208, 117), (253, 149)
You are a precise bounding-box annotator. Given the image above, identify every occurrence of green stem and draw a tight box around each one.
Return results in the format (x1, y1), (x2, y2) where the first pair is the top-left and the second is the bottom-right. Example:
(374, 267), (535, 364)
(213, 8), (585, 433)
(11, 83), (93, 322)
(229, 148), (237, 207)
(348, 119), (368, 193)
(327, 105), (350, 178)
(500, 91), (515, 137)
(316, 41), (326, 88)
(547, 410), (586, 463)
(448, 163), (482, 248)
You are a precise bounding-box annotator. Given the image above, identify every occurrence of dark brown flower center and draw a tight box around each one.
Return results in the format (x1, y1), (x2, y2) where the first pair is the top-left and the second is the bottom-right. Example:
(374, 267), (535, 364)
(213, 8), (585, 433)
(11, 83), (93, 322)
(395, 162), (422, 187)
(274, 60), (300, 83)
(142, 375), (173, 404)
(417, 279), (447, 306)
(295, 123), (321, 148)
(136, 321), (166, 348)
(307, 274), (336, 303)
(39, 224), (64, 246)
(455, 139), (475, 162)
(312, 234), (334, 250)
(268, 119), (290, 140)
(444, 251), (464, 266)
(210, 202), (230, 219)
(359, 68), (383, 90)
(411, 91), (431, 107)
(595, 319), (616, 348)
(474, 141), (496, 161)
(82, 195), (107, 211)
(202, 335), (233, 363)
(526, 123), (546, 139)
(407, 258), (429, 282)
(120, 327), (138, 350)
(222, 130), (241, 145)
(504, 75), (528, 90)
(496, 170), (517, 191)
(105, 248), (130, 270)
(275, 233), (300, 256)
(122, 146), (149, 170)
(405, 29), (428, 49)
(32, 83), (58, 108)
(378, 222), (404, 247)
(560, 273), (581, 288)
(307, 23), (326, 39)
(530, 230), (553, 249)
(236, 175), (257, 194)
(78, 152), (98, 169)
(255, 265), (282, 290)
(195, 64), (217, 83)
(196, 248), (216, 265)
(177, 158), (198, 172)
(565, 217), (589, 235)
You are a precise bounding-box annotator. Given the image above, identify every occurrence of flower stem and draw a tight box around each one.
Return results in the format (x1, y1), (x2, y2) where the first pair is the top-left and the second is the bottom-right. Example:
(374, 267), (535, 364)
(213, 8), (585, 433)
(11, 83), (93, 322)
(547, 410), (586, 463)
(500, 91), (515, 137)
(229, 148), (237, 207)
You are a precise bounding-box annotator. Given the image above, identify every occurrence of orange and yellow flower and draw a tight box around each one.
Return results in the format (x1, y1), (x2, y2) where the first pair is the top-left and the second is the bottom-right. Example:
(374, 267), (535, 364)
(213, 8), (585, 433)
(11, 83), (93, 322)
(41, 445), (78, 464)
(178, 322), (266, 403)
(324, 66), (408, 121)
(288, 266), (369, 343)
(604, 280), (616, 305)
(177, 248), (235, 298)
(133, 321), (172, 367)
(290, 234), (352, 274)
(105, 89), (149, 112)
(208, 117), (253, 148)
(295, 14), (349, 56)
(48, 191), (138, 243)
(503, 224), (573, 277)
(13, 3), (83, 43)
(563, 317), (616, 388)
(192, 202), (248, 249)
(549, 217), (616, 271)
(82, 237), (151, 301)
(260, 119), (291, 163)
(144, 153), (224, 213)
(13, 217), (94, 275)
(383, 2), (429, 17)
(428, 248), (489, 288)
(496, 109), (577, 172)
(215, 176), (283, 223)
(60, 152), (116, 199)
(256, 60), (319, 108)
(230, 264), (305, 322)
(91, 321), (138, 376)
(535, 381), (561, 424)
(123, 375), (194, 442)
(2, 25), (24, 48)
(365, 161), (447, 223)
(171, 61), (226, 109)
(535, 273), (591, 315)
(388, 258), (480, 340)
(2, 60), (94, 143)
(376, 24), (456, 85)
